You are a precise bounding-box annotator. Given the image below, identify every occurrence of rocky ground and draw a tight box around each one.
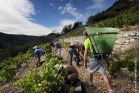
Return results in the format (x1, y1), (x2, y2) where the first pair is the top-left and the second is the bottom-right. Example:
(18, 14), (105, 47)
(0, 48), (139, 93)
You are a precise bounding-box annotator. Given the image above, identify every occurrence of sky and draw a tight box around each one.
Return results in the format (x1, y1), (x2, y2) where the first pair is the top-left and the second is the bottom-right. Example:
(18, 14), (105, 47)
(0, 0), (117, 36)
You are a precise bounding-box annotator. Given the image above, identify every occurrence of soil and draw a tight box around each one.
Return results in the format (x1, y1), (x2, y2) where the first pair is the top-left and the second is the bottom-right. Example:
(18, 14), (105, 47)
(0, 48), (139, 93)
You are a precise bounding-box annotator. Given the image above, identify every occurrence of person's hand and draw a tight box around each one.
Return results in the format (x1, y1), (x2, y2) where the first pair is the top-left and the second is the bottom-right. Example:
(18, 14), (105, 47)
(84, 63), (87, 69)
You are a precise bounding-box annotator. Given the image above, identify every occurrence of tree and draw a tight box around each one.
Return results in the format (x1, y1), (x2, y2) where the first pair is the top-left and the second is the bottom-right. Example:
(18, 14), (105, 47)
(61, 24), (72, 34)
(72, 22), (82, 30)
(61, 25), (69, 34)
(67, 24), (72, 31)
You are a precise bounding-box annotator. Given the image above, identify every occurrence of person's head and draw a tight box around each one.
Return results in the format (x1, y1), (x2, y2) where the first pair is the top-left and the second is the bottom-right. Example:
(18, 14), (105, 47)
(83, 30), (89, 39)
(49, 42), (55, 47)
(33, 46), (39, 50)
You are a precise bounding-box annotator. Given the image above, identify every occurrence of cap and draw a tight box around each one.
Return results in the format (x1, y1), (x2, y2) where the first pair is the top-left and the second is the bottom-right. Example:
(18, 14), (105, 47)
(83, 30), (88, 35)
(33, 46), (39, 50)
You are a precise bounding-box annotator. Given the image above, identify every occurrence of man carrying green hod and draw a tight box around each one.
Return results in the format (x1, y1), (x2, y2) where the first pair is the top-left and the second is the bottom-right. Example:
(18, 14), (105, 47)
(83, 31), (114, 93)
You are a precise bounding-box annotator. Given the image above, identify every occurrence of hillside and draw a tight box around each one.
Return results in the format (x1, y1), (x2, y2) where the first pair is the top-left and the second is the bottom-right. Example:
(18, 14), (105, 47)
(0, 32), (62, 49)
(0, 32), (38, 49)
(0, 48), (138, 93)
(56, 0), (139, 40)
(0, 0), (139, 92)
(87, 0), (139, 25)
(0, 32), (62, 61)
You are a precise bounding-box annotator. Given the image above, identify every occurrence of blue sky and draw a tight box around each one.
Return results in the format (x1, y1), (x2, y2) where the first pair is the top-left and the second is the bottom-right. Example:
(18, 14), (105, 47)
(0, 0), (116, 36)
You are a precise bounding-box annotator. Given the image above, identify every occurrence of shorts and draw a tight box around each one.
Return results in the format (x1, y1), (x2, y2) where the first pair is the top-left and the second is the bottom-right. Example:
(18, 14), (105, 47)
(55, 48), (62, 57)
(70, 73), (79, 80)
(87, 58), (106, 74)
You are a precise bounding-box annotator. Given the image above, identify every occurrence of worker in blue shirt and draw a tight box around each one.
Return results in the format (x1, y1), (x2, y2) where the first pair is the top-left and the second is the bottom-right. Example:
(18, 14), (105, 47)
(33, 46), (45, 67)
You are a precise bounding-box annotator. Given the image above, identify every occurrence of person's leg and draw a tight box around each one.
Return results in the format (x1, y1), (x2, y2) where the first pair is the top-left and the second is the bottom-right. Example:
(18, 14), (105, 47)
(101, 73), (113, 91)
(68, 48), (73, 66)
(88, 72), (93, 82)
(98, 59), (113, 92)
(57, 48), (62, 57)
(54, 49), (58, 55)
(72, 48), (80, 65)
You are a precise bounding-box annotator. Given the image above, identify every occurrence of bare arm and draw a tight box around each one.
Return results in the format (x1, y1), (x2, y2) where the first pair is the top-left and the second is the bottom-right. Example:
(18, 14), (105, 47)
(52, 47), (57, 54)
(36, 57), (40, 65)
(84, 48), (88, 68)
(80, 47), (84, 60)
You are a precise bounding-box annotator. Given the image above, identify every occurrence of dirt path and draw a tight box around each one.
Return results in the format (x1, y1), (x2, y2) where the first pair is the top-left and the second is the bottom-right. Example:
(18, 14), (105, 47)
(0, 48), (138, 93)
(61, 49), (139, 93)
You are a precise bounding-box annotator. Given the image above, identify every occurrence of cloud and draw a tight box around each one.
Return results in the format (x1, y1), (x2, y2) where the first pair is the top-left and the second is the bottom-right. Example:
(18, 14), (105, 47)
(50, 19), (75, 33)
(59, 19), (75, 26)
(58, 6), (62, 10)
(0, 0), (52, 36)
(58, 3), (84, 20)
(87, 0), (105, 10)
(50, 3), (54, 6)
(50, 3), (56, 8)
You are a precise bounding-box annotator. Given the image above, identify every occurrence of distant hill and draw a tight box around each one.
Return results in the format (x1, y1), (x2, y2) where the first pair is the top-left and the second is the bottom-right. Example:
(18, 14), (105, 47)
(0, 32), (38, 49)
(0, 31), (62, 49)
(32, 33), (62, 45)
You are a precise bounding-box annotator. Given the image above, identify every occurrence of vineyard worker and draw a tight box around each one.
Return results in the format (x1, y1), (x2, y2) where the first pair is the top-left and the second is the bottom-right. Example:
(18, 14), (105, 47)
(33, 46), (45, 67)
(83, 31), (114, 93)
(68, 41), (84, 66)
(62, 63), (79, 84)
(49, 42), (62, 58)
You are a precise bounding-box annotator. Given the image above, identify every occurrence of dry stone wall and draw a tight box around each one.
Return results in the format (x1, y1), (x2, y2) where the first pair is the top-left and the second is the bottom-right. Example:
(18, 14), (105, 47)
(113, 30), (139, 53)
(59, 30), (139, 53)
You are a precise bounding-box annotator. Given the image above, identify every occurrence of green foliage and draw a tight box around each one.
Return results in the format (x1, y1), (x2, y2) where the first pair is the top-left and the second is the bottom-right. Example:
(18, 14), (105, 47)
(91, 11), (139, 28)
(61, 27), (85, 38)
(68, 86), (75, 93)
(72, 22), (82, 30)
(60, 42), (70, 51)
(61, 25), (72, 34)
(12, 44), (68, 93)
(107, 59), (139, 74)
(2, 66), (17, 82)
(87, 0), (139, 25)
(0, 46), (33, 82)
(61, 21), (82, 35)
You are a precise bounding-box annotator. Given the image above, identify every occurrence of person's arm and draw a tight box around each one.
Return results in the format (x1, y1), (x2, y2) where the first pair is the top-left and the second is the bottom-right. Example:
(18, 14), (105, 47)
(51, 47), (54, 54)
(84, 48), (88, 69)
(35, 53), (41, 65)
(37, 57), (40, 65)
(52, 46), (57, 54)
(80, 46), (84, 60)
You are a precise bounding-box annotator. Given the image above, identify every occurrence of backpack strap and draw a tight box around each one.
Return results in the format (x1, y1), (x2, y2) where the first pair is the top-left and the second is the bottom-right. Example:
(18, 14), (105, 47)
(88, 36), (97, 55)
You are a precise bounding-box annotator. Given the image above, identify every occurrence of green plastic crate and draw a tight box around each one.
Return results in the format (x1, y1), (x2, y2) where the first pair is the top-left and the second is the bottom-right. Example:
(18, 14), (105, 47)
(85, 27), (121, 54)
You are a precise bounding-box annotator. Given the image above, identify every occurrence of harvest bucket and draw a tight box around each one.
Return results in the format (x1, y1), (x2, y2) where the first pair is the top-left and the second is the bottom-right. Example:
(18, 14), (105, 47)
(85, 27), (121, 54)
(74, 83), (86, 93)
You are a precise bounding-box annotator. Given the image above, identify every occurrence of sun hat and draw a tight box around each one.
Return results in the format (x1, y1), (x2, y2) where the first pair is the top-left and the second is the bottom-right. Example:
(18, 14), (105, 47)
(33, 45), (39, 50)
(83, 30), (88, 36)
